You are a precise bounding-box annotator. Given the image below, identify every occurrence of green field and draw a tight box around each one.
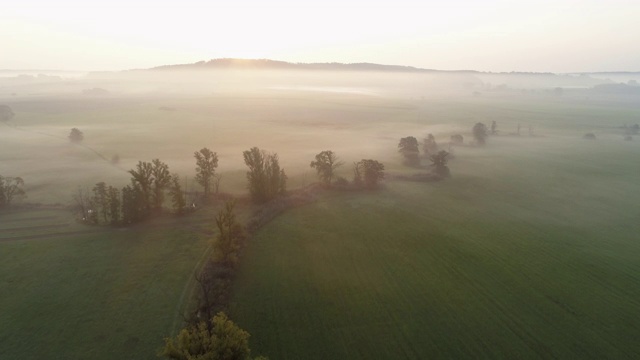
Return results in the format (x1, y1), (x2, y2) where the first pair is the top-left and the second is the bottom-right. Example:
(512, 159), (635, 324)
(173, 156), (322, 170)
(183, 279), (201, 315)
(231, 139), (640, 359)
(0, 207), (216, 359)
(2, 80), (640, 359)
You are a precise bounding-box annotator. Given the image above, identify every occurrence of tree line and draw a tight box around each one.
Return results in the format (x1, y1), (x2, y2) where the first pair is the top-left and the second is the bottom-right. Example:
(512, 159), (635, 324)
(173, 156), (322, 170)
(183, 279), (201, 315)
(74, 148), (217, 225)
(396, 122), (494, 178)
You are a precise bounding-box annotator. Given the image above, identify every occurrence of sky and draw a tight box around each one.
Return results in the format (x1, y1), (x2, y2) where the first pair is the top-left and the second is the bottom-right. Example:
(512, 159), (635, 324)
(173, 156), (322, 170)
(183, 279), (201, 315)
(1, 0), (639, 73)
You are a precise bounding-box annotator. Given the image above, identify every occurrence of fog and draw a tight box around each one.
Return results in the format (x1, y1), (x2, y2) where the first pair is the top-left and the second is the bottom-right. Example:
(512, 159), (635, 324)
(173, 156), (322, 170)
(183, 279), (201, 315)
(1, 68), (638, 204)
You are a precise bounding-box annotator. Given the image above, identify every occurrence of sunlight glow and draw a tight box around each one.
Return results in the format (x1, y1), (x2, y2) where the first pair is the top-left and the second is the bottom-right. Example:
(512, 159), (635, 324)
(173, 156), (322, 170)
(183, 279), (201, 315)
(1, 0), (639, 72)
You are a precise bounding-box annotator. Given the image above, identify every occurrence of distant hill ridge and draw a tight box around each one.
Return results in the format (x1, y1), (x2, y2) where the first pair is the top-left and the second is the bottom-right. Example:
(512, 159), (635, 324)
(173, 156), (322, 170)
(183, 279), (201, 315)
(149, 59), (640, 76)
(151, 58), (480, 73)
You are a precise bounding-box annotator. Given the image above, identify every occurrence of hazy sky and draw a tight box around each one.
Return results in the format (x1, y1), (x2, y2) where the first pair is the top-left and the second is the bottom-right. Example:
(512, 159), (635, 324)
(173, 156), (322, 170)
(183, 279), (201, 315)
(2, 0), (639, 72)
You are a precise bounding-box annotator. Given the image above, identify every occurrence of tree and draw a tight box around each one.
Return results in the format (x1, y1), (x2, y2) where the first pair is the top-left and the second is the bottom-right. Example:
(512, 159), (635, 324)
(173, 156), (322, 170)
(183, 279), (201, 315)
(0, 176), (26, 207)
(310, 150), (343, 186)
(195, 148), (219, 197)
(472, 122), (488, 145)
(68, 128), (84, 143)
(72, 186), (91, 220)
(107, 186), (121, 225)
(423, 134), (438, 156)
(161, 312), (261, 360)
(352, 161), (363, 188)
(355, 159), (385, 189)
(450, 134), (464, 145)
(121, 183), (145, 224)
(429, 150), (451, 178)
(266, 153), (286, 197)
(212, 174), (222, 195)
(490, 121), (498, 135)
(92, 182), (109, 224)
(213, 201), (244, 268)
(243, 147), (286, 203)
(243, 147), (267, 203)
(128, 161), (154, 215)
(169, 173), (186, 215)
(0, 105), (15, 122)
(151, 159), (171, 211)
(398, 136), (420, 166)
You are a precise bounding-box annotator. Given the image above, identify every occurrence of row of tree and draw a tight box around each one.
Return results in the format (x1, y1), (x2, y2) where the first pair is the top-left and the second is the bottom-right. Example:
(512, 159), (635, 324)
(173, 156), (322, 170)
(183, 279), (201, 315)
(161, 200), (266, 359)
(399, 122), (492, 162)
(395, 122), (494, 177)
(74, 146), (285, 224)
(310, 150), (386, 189)
(75, 158), (187, 225)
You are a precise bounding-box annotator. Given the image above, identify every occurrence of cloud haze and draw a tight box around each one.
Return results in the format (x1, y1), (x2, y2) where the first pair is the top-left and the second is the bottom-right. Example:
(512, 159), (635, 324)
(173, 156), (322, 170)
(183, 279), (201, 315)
(1, 0), (639, 72)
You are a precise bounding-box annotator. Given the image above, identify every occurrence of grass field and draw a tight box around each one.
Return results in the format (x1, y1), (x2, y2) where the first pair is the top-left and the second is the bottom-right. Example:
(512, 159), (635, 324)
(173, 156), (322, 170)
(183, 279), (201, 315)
(2, 81), (640, 359)
(231, 137), (640, 359)
(0, 207), (218, 360)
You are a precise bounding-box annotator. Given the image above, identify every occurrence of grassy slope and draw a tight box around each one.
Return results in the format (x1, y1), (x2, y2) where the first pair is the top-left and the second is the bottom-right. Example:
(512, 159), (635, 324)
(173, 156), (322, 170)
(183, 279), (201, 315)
(232, 139), (640, 359)
(0, 208), (216, 360)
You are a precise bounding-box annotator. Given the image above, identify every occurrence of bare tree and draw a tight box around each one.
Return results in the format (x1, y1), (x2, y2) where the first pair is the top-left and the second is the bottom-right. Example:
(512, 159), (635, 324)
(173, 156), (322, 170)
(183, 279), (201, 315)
(72, 186), (91, 220)
(212, 174), (222, 195)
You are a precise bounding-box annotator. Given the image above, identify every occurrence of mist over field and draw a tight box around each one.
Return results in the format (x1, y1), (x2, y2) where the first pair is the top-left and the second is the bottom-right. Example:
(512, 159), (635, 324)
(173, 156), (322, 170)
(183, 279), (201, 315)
(2, 66), (638, 203)
(2, 64), (640, 359)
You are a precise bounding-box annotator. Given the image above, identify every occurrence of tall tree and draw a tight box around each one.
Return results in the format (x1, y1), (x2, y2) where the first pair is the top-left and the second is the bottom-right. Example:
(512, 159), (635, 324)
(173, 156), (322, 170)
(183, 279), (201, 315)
(310, 150), (343, 186)
(243, 147), (267, 203)
(92, 182), (109, 224)
(423, 134), (438, 156)
(353, 161), (362, 187)
(128, 161), (154, 214)
(490, 121), (498, 135)
(121, 183), (145, 224)
(243, 147), (286, 203)
(72, 186), (90, 220)
(107, 185), (121, 225)
(213, 201), (244, 268)
(472, 122), (488, 145)
(266, 153), (286, 197)
(212, 174), (222, 195)
(168, 173), (186, 215)
(355, 159), (385, 189)
(352, 161), (363, 188)
(429, 150), (451, 178)
(194, 148), (219, 197)
(151, 159), (171, 211)
(0, 176), (26, 207)
(398, 136), (420, 166)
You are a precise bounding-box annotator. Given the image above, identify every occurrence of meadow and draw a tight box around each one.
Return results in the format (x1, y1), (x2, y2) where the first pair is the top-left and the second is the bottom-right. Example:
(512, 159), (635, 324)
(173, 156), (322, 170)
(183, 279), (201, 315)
(232, 139), (640, 359)
(1, 72), (639, 358)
